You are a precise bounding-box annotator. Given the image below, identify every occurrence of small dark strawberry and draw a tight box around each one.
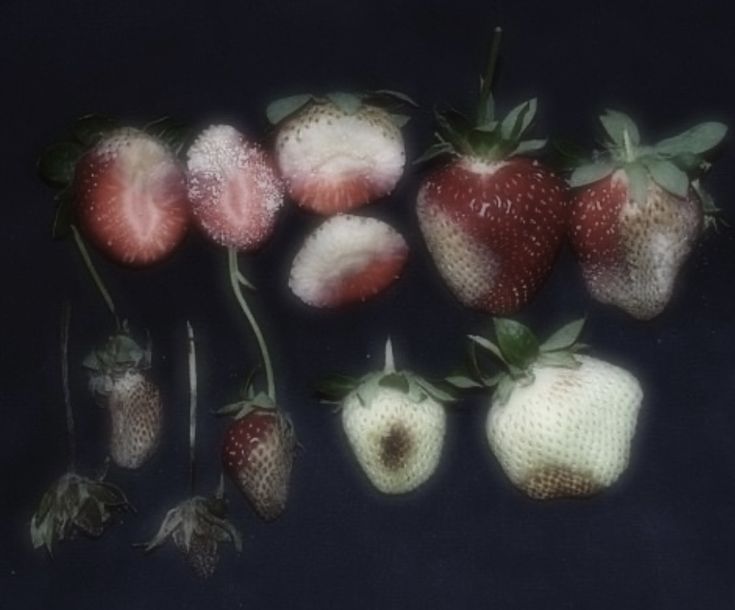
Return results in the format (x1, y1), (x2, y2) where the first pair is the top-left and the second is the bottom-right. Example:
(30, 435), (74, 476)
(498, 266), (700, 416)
(567, 110), (727, 319)
(83, 330), (162, 469)
(267, 91), (414, 215)
(220, 394), (296, 521)
(73, 128), (191, 266)
(416, 28), (570, 314)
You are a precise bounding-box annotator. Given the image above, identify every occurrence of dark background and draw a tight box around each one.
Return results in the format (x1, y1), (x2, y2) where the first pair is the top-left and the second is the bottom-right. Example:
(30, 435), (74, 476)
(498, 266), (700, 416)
(2, 0), (735, 608)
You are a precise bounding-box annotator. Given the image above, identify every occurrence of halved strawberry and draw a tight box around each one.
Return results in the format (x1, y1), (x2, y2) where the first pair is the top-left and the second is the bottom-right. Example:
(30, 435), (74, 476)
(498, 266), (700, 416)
(267, 92), (413, 215)
(186, 125), (285, 251)
(73, 128), (190, 266)
(567, 110), (727, 319)
(416, 30), (569, 314)
(288, 215), (408, 307)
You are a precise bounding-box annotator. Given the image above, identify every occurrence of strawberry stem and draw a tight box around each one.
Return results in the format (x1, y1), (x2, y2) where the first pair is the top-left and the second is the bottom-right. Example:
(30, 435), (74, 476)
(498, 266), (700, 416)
(479, 26), (503, 117)
(187, 321), (197, 496)
(227, 248), (276, 401)
(60, 301), (75, 471)
(71, 225), (120, 330)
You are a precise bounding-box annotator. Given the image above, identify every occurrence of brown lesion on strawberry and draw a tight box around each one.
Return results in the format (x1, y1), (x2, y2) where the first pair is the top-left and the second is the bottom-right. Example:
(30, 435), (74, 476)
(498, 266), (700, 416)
(523, 467), (602, 500)
(379, 423), (413, 471)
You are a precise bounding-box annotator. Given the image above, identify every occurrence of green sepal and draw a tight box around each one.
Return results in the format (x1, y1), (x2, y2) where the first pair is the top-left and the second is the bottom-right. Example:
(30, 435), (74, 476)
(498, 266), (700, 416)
(600, 109), (640, 147)
(536, 351), (582, 369)
(266, 94), (315, 125)
(314, 374), (361, 403)
(493, 318), (539, 370)
(38, 141), (84, 187)
(326, 92), (363, 115)
(653, 121), (727, 156)
(368, 89), (419, 108)
(642, 158), (689, 198)
(693, 178), (727, 231)
(73, 114), (120, 146)
(378, 373), (410, 394)
(83, 332), (148, 373)
(500, 98), (537, 142)
(216, 392), (276, 419)
(624, 162), (650, 205)
(413, 141), (456, 165)
(539, 317), (586, 352)
(144, 116), (193, 156)
(494, 373), (518, 406)
(568, 162), (615, 188)
(444, 374), (484, 389)
(52, 189), (75, 240)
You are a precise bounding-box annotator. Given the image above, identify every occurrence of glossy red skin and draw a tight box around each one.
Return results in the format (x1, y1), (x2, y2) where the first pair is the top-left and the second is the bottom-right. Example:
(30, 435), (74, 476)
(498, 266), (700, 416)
(568, 176), (627, 267)
(420, 157), (570, 314)
(221, 409), (294, 521)
(73, 136), (190, 267)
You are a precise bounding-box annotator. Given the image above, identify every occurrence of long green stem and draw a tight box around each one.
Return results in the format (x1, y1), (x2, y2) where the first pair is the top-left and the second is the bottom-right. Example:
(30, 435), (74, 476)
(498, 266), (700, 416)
(479, 26), (503, 114)
(60, 301), (75, 471)
(227, 248), (275, 401)
(71, 225), (120, 329)
(187, 321), (197, 496)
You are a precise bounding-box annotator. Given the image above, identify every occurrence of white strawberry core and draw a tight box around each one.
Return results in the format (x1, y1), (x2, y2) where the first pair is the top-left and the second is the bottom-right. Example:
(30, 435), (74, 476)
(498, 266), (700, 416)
(288, 214), (407, 306)
(187, 125), (284, 249)
(276, 109), (405, 195)
(487, 356), (642, 491)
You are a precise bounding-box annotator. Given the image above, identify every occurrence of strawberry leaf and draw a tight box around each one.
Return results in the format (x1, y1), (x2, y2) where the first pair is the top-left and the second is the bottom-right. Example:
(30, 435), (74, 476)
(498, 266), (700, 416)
(654, 122), (727, 156)
(568, 162), (615, 187)
(266, 94), (314, 125)
(643, 158), (689, 198)
(38, 141), (83, 187)
(624, 163), (649, 205)
(540, 318), (586, 352)
(327, 92), (363, 115)
(600, 109), (640, 147)
(493, 318), (539, 369)
(500, 98), (537, 142)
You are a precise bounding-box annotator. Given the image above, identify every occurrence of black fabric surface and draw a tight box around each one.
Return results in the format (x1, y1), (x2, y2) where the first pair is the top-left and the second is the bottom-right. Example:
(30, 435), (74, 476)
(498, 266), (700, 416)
(2, 1), (735, 608)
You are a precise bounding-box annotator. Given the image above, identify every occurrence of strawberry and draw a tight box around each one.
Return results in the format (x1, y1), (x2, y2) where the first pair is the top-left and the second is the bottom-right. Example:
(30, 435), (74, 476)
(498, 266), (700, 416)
(220, 393), (296, 521)
(83, 331), (162, 469)
(289, 214), (409, 307)
(72, 128), (190, 266)
(567, 110), (727, 319)
(186, 124), (285, 250)
(319, 340), (453, 494)
(449, 318), (643, 499)
(416, 29), (569, 314)
(267, 91), (414, 215)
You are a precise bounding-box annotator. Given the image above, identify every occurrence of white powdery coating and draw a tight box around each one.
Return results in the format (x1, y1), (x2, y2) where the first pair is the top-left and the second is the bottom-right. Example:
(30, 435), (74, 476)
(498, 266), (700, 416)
(342, 387), (446, 494)
(276, 105), (405, 190)
(187, 125), (284, 248)
(416, 187), (499, 304)
(288, 214), (407, 306)
(487, 356), (642, 494)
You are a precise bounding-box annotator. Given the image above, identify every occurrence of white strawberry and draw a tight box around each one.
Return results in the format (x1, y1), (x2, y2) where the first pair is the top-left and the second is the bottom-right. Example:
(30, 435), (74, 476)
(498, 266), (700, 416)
(449, 318), (643, 499)
(267, 91), (414, 215)
(320, 340), (452, 494)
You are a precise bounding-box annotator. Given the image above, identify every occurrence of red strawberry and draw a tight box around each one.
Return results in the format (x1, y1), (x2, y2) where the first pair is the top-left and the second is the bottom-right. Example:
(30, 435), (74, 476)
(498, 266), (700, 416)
(416, 30), (569, 314)
(288, 214), (408, 307)
(221, 398), (295, 521)
(186, 125), (284, 251)
(267, 92), (413, 215)
(567, 110), (727, 319)
(73, 128), (190, 266)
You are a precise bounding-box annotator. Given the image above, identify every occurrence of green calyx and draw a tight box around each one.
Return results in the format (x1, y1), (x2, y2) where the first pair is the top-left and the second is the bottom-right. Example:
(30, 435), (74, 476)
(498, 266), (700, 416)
(568, 109), (728, 208)
(82, 324), (150, 374)
(315, 338), (456, 410)
(417, 27), (546, 164)
(265, 89), (417, 129)
(214, 367), (279, 419)
(39, 114), (192, 240)
(447, 318), (587, 405)
(30, 471), (131, 554)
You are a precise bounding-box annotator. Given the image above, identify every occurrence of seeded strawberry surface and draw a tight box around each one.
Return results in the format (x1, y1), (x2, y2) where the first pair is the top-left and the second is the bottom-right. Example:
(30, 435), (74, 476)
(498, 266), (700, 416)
(570, 170), (703, 320)
(187, 125), (284, 251)
(275, 102), (405, 214)
(105, 370), (162, 470)
(222, 409), (295, 521)
(418, 156), (569, 314)
(487, 355), (643, 500)
(289, 215), (408, 307)
(74, 129), (190, 266)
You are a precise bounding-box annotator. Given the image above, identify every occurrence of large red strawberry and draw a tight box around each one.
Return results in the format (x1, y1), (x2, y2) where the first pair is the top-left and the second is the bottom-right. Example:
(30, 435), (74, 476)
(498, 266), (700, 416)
(416, 30), (569, 314)
(186, 124), (285, 251)
(73, 128), (190, 266)
(567, 110), (727, 319)
(220, 394), (296, 521)
(267, 91), (414, 215)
